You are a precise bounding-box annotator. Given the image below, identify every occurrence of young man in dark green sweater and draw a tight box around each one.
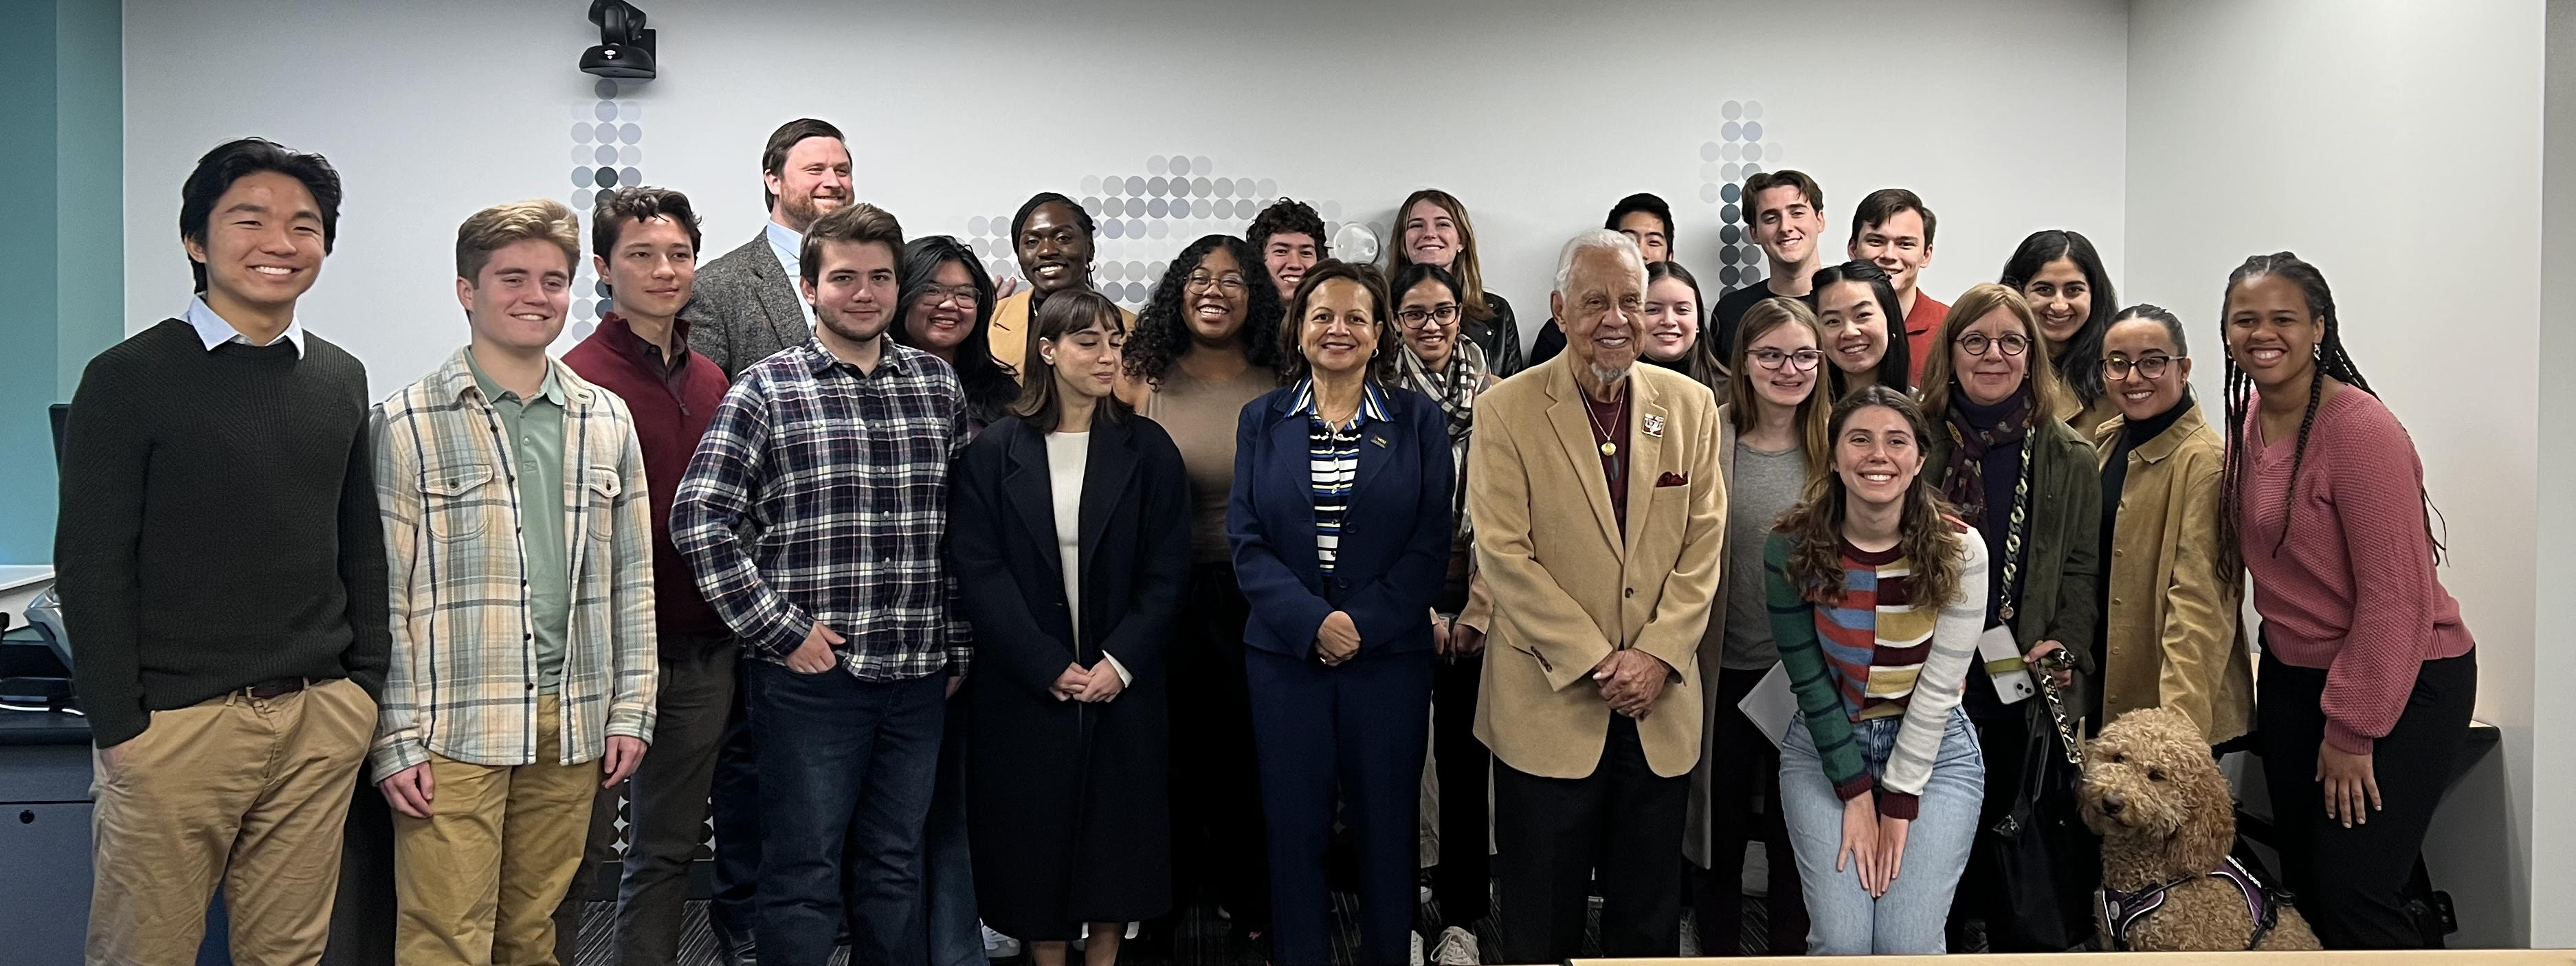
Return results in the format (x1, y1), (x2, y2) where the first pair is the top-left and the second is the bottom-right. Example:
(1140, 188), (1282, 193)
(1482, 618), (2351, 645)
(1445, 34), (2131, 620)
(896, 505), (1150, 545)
(56, 137), (388, 965)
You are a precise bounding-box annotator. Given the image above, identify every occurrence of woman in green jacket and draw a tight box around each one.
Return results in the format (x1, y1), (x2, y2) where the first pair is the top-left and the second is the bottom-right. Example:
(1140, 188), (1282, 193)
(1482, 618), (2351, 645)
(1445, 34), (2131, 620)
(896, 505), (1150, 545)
(1916, 282), (2102, 952)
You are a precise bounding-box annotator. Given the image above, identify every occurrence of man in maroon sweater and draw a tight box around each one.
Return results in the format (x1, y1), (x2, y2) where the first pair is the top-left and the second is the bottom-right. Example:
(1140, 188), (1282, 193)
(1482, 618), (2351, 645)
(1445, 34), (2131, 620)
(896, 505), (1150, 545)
(551, 186), (735, 965)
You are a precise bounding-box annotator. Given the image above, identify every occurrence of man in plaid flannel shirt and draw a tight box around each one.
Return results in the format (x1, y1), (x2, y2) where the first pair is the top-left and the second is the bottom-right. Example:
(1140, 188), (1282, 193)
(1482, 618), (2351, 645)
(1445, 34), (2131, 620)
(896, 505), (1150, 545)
(673, 201), (972, 966)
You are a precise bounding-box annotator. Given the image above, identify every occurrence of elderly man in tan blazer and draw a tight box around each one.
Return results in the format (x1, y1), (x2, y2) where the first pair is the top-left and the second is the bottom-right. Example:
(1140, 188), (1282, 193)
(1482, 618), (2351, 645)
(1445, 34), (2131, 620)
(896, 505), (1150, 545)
(1469, 229), (1727, 963)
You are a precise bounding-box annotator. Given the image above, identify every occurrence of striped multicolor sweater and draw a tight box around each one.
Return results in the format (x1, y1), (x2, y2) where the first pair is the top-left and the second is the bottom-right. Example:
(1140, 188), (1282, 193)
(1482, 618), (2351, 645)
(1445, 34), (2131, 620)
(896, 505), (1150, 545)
(1764, 526), (1989, 820)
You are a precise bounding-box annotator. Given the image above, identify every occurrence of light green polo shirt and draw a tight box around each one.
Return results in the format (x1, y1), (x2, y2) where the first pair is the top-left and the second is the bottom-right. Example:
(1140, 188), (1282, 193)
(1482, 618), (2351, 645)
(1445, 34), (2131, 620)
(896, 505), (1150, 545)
(467, 350), (570, 695)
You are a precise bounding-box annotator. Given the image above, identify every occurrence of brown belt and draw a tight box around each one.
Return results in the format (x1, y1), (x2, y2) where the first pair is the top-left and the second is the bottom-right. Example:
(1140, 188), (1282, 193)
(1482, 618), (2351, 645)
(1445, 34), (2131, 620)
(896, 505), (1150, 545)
(241, 677), (309, 699)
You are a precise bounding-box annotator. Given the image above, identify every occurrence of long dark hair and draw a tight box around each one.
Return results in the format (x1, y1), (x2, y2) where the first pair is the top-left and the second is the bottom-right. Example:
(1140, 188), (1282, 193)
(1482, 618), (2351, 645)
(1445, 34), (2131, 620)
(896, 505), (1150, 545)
(1776, 385), (1964, 610)
(1808, 260), (1913, 395)
(1123, 234), (1283, 386)
(1278, 260), (1399, 387)
(2214, 252), (2439, 575)
(1645, 260), (1728, 392)
(893, 236), (1017, 427)
(2000, 229), (2117, 411)
(1010, 289), (1132, 430)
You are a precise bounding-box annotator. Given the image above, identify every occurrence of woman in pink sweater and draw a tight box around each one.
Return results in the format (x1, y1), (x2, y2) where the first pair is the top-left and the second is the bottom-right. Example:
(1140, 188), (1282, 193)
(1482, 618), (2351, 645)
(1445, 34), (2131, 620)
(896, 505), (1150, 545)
(2218, 252), (2476, 950)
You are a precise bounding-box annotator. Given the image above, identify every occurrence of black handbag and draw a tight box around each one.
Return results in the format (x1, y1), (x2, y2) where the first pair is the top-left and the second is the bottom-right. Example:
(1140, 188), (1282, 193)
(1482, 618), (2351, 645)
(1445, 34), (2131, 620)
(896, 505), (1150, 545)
(1987, 686), (2100, 951)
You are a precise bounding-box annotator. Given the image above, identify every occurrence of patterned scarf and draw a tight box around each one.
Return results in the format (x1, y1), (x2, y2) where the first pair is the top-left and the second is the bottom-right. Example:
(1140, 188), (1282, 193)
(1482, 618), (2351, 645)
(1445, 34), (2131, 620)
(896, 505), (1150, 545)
(1398, 338), (1490, 541)
(1941, 385), (2034, 531)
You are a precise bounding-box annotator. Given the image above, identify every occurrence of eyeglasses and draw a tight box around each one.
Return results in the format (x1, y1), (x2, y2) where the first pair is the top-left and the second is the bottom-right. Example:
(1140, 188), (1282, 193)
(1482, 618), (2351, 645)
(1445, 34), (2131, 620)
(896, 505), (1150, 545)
(2103, 353), (2179, 379)
(920, 284), (979, 308)
(1957, 332), (2032, 357)
(1749, 348), (1825, 372)
(1397, 304), (1461, 328)
(1184, 273), (1247, 294)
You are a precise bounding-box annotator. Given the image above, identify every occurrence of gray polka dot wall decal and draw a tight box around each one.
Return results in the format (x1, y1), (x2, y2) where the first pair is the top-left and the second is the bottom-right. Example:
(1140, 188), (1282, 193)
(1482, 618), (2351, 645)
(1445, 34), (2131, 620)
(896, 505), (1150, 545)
(1258, 178), (1278, 198)
(1192, 177), (1212, 196)
(1124, 175), (1147, 196)
(1720, 266), (1739, 286)
(1214, 178), (1235, 198)
(1743, 121), (1763, 141)
(1743, 163), (1764, 177)
(1148, 221), (1169, 239)
(620, 122), (642, 144)
(1722, 121), (1742, 142)
(1722, 183), (1741, 203)
(1170, 198), (1190, 218)
(595, 78), (619, 99)
(1148, 155), (1168, 175)
(1154, 176), (1174, 197)
(1721, 224), (1741, 244)
(1721, 203), (1740, 223)
(1723, 164), (1741, 181)
(596, 280), (613, 299)
(622, 145), (643, 165)
(1320, 199), (1342, 219)
(575, 167), (596, 188)
(1142, 197), (1166, 218)
(574, 321), (595, 340)
(572, 191), (593, 210)
(595, 145), (619, 165)
(1723, 142), (1741, 161)
(1102, 220), (1124, 240)
(1744, 100), (1762, 120)
(1191, 156), (1212, 175)
(1723, 100), (1742, 120)
(573, 122), (595, 143)
(597, 168), (617, 188)
(1149, 260), (1166, 278)
(968, 216), (989, 235)
(1701, 141), (1722, 162)
(1744, 143), (1763, 161)
(595, 122), (619, 142)
(1699, 162), (1722, 182)
(595, 101), (617, 122)
(620, 166), (641, 186)
(1126, 260), (1147, 280)
(1169, 156), (1190, 176)
(1101, 261), (1124, 282)
(1081, 175), (1102, 194)
(1700, 183), (1722, 203)
(619, 101), (641, 122)
(1125, 218), (1146, 237)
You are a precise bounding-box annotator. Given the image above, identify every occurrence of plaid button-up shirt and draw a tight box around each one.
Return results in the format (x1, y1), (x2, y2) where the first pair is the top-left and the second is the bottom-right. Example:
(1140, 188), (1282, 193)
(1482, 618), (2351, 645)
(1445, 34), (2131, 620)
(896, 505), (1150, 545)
(370, 349), (659, 774)
(672, 337), (972, 679)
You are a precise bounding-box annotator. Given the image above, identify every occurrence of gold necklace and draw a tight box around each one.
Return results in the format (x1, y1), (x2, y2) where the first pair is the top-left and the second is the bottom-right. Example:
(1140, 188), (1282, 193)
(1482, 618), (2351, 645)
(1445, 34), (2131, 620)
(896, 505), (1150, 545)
(1584, 392), (1623, 458)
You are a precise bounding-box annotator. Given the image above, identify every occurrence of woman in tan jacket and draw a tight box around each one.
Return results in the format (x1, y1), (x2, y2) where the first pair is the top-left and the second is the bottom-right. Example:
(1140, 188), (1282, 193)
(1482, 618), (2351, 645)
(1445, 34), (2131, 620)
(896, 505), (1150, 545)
(2088, 304), (2254, 744)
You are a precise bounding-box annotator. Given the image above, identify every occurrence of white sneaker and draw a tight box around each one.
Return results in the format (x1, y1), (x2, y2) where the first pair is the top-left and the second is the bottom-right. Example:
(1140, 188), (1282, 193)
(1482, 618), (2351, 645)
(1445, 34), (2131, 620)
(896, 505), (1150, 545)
(1411, 930), (1425, 966)
(1430, 925), (1482, 965)
(981, 923), (1019, 959)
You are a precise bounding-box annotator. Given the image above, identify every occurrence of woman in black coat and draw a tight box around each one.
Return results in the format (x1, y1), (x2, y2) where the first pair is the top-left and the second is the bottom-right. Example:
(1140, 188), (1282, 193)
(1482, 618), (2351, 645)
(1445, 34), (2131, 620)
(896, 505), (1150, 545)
(951, 290), (1191, 965)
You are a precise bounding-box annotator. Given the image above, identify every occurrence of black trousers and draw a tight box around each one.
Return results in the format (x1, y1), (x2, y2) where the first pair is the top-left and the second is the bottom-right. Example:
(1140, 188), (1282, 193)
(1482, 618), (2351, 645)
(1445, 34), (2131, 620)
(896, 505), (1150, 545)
(1948, 706), (2033, 949)
(1494, 715), (1687, 963)
(1430, 651), (1491, 928)
(1166, 563), (1272, 930)
(1695, 665), (1807, 956)
(2258, 648), (2476, 950)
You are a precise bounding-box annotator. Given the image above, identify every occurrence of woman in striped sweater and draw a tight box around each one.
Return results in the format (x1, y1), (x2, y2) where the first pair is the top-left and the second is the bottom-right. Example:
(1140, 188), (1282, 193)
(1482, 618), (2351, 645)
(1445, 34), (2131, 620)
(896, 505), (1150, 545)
(1764, 385), (1991, 955)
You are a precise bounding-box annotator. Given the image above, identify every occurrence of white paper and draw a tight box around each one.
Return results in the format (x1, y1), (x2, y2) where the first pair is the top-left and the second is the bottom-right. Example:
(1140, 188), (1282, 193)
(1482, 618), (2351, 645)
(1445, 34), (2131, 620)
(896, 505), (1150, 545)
(1740, 662), (1799, 752)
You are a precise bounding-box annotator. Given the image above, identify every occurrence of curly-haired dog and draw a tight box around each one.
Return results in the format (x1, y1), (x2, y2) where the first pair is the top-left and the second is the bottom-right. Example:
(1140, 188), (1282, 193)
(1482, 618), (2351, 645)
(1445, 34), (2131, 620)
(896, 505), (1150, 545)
(2078, 707), (2320, 951)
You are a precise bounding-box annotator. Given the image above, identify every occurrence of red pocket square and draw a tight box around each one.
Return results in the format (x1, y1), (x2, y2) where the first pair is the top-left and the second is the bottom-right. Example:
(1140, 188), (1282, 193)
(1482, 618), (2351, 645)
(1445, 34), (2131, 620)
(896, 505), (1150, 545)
(1656, 471), (1689, 488)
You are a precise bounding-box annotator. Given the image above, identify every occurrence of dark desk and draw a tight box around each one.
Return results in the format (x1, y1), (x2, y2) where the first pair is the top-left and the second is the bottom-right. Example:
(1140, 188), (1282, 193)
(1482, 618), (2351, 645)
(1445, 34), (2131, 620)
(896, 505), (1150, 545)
(0, 706), (96, 966)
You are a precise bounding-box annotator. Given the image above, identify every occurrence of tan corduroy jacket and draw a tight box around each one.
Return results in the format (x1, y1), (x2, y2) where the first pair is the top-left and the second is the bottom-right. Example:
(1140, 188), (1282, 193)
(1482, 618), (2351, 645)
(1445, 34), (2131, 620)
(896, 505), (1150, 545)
(1469, 359), (1726, 779)
(2092, 403), (2254, 744)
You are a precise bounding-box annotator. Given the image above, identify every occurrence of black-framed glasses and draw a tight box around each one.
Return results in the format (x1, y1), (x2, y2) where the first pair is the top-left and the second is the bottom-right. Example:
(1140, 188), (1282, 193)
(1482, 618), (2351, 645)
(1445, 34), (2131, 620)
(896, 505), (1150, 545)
(2104, 353), (2180, 379)
(1184, 273), (1247, 294)
(1958, 332), (2031, 357)
(1750, 348), (1825, 372)
(1397, 304), (1461, 328)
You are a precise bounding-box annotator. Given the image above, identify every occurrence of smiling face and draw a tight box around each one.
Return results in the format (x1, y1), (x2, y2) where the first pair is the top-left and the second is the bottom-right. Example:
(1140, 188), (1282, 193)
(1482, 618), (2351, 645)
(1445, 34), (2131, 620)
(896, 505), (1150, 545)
(1401, 199), (1463, 269)
(2223, 273), (2322, 394)
(2023, 256), (2092, 349)
(1641, 274), (1699, 363)
(1183, 245), (1251, 347)
(1951, 306), (2034, 405)
(1299, 276), (1381, 378)
(1041, 314), (1126, 405)
(805, 238), (900, 347)
(1262, 230), (1320, 303)
(1397, 278), (1463, 370)
(2076, 707), (2234, 877)
(186, 170), (328, 313)
(2102, 317), (2192, 423)
(1016, 201), (1096, 296)
(1833, 403), (1922, 509)
(902, 259), (979, 355)
(596, 214), (696, 324)
(1748, 183), (1823, 269)
(460, 238), (573, 353)
(1552, 245), (1647, 381)
(1816, 280), (1889, 376)
(1616, 210), (1672, 264)
(1743, 320), (1823, 413)
(764, 136), (852, 232)
(1849, 207), (1931, 296)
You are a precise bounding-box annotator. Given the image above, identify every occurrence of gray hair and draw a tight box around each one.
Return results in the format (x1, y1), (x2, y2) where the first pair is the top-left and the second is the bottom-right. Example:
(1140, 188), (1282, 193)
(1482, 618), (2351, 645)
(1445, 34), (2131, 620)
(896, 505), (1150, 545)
(1553, 228), (1644, 297)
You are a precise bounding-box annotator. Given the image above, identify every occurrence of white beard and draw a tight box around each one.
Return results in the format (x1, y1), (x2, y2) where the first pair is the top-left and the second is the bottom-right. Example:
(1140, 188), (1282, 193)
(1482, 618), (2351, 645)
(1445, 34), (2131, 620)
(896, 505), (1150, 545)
(1590, 363), (1632, 387)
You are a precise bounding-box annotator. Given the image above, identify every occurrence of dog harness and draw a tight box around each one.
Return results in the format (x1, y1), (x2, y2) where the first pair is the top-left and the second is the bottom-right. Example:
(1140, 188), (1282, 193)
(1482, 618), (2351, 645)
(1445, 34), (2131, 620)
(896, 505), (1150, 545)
(2099, 855), (2291, 951)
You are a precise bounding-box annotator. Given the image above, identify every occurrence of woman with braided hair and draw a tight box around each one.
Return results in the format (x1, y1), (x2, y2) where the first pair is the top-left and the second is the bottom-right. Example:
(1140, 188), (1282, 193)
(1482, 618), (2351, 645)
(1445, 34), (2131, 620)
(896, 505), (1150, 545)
(2217, 252), (2476, 950)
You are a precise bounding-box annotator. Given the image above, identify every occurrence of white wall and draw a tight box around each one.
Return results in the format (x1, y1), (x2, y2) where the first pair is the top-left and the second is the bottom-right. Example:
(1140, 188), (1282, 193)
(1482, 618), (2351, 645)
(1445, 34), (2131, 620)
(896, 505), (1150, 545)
(2127, 0), (2547, 947)
(121, 0), (2127, 396)
(2534, 0), (2576, 948)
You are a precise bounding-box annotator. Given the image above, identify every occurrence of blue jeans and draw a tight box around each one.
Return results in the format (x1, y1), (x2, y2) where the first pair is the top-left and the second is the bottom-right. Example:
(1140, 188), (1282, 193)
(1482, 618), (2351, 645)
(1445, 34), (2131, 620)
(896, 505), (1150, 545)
(924, 682), (981, 966)
(709, 656), (762, 946)
(748, 663), (946, 966)
(1778, 707), (1984, 956)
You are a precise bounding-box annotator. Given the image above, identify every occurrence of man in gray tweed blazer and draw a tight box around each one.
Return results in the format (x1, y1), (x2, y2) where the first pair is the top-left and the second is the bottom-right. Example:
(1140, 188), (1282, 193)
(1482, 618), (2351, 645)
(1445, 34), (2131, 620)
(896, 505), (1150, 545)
(685, 117), (850, 379)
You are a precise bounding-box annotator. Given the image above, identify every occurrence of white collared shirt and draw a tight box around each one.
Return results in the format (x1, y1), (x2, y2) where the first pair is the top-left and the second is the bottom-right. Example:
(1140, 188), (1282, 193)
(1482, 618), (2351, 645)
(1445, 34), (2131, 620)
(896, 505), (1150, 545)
(764, 220), (818, 329)
(184, 295), (306, 357)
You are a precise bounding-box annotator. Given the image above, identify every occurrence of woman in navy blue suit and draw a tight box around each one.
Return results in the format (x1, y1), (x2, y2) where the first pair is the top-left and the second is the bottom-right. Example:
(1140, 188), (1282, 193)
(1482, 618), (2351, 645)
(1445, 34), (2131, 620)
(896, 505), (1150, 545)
(1228, 260), (1455, 966)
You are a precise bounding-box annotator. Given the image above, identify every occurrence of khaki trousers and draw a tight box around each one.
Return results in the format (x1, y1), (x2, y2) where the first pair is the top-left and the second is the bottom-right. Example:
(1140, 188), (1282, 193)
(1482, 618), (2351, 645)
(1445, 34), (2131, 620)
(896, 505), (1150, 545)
(87, 676), (377, 966)
(392, 695), (602, 966)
